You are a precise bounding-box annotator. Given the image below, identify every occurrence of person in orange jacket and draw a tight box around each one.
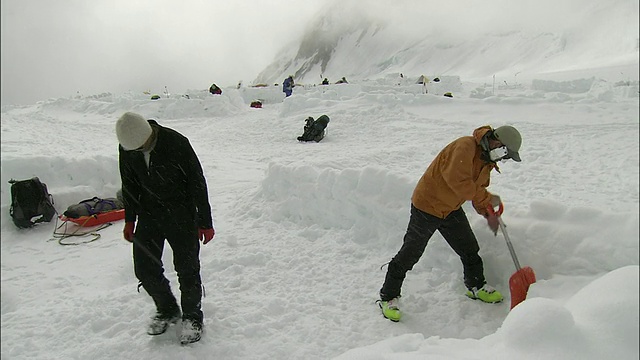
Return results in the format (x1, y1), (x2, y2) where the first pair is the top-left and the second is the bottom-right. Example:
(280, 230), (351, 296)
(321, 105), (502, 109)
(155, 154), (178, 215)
(378, 125), (522, 322)
(116, 112), (215, 344)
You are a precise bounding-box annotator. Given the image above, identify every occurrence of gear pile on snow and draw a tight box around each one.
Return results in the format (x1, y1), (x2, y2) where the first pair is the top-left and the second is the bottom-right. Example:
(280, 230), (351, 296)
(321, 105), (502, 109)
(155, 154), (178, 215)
(8, 177), (56, 229)
(297, 115), (330, 142)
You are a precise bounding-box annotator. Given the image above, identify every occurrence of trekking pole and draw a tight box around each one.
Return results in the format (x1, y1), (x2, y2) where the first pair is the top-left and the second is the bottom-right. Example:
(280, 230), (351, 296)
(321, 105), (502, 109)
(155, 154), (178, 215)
(132, 236), (163, 266)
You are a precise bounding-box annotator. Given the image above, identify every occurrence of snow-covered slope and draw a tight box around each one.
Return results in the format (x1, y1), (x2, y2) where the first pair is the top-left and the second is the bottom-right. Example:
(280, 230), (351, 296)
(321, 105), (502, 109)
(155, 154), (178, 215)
(255, 0), (639, 86)
(1, 74), (638, 359)
(1, 1), (638, 359)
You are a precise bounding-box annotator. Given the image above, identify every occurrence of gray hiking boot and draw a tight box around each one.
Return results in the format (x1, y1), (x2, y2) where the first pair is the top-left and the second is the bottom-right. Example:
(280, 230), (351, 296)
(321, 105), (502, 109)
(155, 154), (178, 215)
(180, 318), (203, 345)
(147, 309), (181, 335)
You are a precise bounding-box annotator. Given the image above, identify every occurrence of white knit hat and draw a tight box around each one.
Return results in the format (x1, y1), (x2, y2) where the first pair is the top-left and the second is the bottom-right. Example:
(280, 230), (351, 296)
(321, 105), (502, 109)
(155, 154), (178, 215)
(116, 112), (152, 150)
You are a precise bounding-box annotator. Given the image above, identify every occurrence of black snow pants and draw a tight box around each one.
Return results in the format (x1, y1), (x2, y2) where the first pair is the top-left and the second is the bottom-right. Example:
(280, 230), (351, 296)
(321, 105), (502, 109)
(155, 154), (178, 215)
(379, 204), (485, 301)
(133, 214), (203, 323)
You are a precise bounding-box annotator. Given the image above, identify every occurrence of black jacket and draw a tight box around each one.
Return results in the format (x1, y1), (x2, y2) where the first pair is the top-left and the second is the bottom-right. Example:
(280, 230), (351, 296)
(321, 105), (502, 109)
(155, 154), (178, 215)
(119, 120), (213, 229)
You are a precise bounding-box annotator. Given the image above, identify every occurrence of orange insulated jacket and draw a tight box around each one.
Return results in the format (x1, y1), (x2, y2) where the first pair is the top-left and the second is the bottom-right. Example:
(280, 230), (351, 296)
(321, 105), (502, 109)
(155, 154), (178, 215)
(411, 126), (498, 219)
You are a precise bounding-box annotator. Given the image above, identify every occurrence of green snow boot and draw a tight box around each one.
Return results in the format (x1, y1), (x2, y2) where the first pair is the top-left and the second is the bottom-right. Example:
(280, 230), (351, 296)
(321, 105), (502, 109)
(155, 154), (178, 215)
(378, 297), (402, 322)
(466, 285), (504, 304)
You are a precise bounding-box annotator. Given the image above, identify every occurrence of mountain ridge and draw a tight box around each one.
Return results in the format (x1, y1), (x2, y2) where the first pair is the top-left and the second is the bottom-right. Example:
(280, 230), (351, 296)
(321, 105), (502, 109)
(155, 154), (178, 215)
(254, 0), (639, 85)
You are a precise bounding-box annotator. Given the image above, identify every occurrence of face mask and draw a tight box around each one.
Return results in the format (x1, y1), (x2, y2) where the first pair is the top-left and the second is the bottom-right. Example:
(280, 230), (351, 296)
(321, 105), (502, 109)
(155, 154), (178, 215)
(489, 146), (509, 162)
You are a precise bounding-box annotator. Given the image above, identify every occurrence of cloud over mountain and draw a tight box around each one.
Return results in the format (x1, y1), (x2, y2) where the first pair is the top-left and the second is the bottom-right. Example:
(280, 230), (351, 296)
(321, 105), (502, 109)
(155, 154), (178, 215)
(255, 0), (639, 85)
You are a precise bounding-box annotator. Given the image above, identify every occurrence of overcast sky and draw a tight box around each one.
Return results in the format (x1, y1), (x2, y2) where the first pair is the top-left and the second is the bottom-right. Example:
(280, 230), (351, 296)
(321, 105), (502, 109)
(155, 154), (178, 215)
(2, 0), (628, 106)
(1, 0), (328, 106)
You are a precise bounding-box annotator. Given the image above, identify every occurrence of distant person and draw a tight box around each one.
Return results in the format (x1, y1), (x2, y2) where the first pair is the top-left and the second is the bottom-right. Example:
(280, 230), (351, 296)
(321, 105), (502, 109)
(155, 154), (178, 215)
(115, 112), (215, 344)
(283, 76), (294, 97)
(209, 83), (222, 95)
(336, 77), (348, 84)
(378, 125), (522, 322)
(321, 78), (329, 85)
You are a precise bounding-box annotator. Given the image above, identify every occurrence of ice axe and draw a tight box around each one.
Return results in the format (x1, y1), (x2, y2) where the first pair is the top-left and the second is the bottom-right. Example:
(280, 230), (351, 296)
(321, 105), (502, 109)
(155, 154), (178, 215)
(487, 203), (536, 310)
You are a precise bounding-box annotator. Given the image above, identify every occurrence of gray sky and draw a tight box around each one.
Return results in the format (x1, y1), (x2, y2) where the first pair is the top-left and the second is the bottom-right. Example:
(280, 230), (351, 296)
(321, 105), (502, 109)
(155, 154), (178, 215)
(1, 0), (618, 106)
(1, 0), (327, 105)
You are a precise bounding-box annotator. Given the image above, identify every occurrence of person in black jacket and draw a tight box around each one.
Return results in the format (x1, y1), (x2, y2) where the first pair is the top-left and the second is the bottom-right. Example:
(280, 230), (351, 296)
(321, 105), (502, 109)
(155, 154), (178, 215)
(209, 83), (222, 95)
(115, 112), (215, 345)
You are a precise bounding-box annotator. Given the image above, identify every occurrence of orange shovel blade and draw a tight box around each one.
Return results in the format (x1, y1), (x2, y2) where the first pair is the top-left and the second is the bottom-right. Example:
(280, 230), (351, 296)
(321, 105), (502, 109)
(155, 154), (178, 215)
(509, 266), (536, 310)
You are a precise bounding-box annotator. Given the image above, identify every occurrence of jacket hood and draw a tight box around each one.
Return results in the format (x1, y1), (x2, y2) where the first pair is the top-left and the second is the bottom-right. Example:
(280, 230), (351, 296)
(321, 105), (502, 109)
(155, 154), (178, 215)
(473, 125), (501, 171)
(472, 125), (493, 144)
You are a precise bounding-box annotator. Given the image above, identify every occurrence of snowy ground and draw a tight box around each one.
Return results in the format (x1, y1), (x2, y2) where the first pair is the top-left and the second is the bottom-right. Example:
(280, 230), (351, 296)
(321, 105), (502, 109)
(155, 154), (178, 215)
(1, 74), (638, 359)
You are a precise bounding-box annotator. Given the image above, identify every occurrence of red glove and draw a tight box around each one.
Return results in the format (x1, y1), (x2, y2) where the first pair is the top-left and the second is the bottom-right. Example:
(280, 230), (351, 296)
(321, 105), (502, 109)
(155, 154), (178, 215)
(123, 222), (135, 242)
(199, 228), (215, 244)
(486, 198), (503, 236)
(486, 214), (499, 236)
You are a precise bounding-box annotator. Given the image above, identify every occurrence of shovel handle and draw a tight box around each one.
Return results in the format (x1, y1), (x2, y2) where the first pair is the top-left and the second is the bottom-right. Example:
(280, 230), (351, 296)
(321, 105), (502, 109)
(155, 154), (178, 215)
(486, 202), (504, 217)
(487, 204), (523, 271)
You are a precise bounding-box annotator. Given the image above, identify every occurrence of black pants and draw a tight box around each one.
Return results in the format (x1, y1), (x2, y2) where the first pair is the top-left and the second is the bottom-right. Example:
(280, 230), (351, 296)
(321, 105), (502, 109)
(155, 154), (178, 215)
(133, 216), (203, 322)
(380, 204), (485, 301)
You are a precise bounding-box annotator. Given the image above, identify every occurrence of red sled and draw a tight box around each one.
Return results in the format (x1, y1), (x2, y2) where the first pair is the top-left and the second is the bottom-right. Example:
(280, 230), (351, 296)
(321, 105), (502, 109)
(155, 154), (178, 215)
(60, 209), (125, 227)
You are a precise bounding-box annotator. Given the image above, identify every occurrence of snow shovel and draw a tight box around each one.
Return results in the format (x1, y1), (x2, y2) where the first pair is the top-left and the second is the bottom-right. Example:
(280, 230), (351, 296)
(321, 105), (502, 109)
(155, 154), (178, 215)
(488, 204), (536, 310)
